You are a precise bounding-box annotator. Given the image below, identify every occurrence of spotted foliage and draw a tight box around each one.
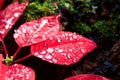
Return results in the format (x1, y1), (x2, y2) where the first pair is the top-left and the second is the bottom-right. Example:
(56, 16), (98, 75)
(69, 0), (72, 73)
(14, 14), (61, 47)
(0, 0), (28, 39)
(31, 31), (97, 65)
(5, 64), (35, 80)
(0, 54), (35, 80)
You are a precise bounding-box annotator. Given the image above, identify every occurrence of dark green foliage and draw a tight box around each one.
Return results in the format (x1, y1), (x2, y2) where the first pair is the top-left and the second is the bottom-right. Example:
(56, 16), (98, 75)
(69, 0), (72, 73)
(93, 20), (117, 38)
(72, 21), (92, 35)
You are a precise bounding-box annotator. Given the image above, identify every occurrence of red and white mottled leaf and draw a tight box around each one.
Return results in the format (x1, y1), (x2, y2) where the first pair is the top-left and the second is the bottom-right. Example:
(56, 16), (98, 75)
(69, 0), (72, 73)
(13, 14), (61, 47)
(0, 54), (35, 80)
(31, 31), (97, 65)
(0, 0), (28, 39)
(64, 74), (110, 80)
(5, 64), (35, 80)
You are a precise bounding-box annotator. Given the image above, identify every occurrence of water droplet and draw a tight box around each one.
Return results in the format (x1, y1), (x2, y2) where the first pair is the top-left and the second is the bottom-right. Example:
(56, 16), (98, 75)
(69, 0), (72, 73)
(67, 54), (71, 59)
(14, 33), (19, 38)
(62, 34), (65, 37)
(14, 12), (20, 17)
(55, 48), (59, 50)
(49, 60), (53, 63)
(7, 17), (13, 24)
(30, 30), (34, 33)
(69, 37), (73, 40)
(34, 52), (39, 56)
(56, 25), (59, 28)
(26, 76), (29, 79)
(58, 49), (63, 52)
(73, 35), (77, 39)
(14, 29), (17, 32)
(37, 55), (43, 58)
(47, 48), (54, 53)
(17, 30), (22, 34)
(50, 37), (53, 40)
(61, 53), (66, 56)
(68, 49), (72, 52)
(57, 38), (62, 42)
(45, 54), (52, 59)
(0, 29), (5, 34)
(52, 58), (58, 63)
(22, 27), (26, 33)
(42, 36), (46, 40)
(81, 48), (85, 53)
(65, 33), (68, 36)
(14, 64), (17, 66)
(40, 51), (46, 54)
(64, 62), (69, 65)
(33, 34), (39, 37)
(5, 24), (9, 29)
(69, 33), (72, 36)
(73, 58), (76, 62)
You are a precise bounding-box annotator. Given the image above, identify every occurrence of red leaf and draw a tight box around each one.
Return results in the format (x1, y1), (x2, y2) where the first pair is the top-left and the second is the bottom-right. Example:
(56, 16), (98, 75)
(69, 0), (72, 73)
(31, 31), (97, 65)
(0, 0), (28, 39)
(0, 54), (35, 80)
(64, 74), (110, 80)
(5, 64), (35, 80)
(0, 63), (8, 80)
(14, 14), (61, 47)
(0, 54), (8, 79)
(0, 0), (4, 10)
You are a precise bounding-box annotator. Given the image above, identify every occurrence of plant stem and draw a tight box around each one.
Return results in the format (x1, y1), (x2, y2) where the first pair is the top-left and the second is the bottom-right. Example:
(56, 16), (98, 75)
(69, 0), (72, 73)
(13, 47), (21, 59)
(0, 39), (8, 56)
(14, 54), (32, 63)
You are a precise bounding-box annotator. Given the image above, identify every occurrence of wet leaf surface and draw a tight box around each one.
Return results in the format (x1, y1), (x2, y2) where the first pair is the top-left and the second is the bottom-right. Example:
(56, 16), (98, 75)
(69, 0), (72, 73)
(31, 31), (97, 65)
(0, 0), (28, 39)
(14, 14), (61, 47)
(0, 54), (35, 80)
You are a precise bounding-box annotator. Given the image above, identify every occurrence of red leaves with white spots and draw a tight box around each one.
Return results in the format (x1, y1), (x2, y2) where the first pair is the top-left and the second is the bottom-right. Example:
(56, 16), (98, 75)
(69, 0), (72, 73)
(31, 31), (97, 65)
(64, 74), (110, 80)
(0, 0), (28, 39)
(14, 14), (61, 47)
(0, 54), (35, 80)
(5, 64), (35, 80)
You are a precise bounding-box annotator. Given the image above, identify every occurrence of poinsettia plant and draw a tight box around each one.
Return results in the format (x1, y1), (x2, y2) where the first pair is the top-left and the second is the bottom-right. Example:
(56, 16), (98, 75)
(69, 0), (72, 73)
(0, 0), (110, 80)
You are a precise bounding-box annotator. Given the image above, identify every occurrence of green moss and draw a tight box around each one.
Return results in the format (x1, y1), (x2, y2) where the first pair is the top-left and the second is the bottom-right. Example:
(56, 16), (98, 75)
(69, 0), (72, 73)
(22, 1), (57, 21)
(72, 21), (92, 35)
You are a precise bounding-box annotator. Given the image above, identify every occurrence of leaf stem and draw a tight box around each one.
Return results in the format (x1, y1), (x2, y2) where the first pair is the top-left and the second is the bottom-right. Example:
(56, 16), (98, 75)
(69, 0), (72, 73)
(13, 54), (32, 63)
(0, 39), (8, 56)
(13, 46), (21, 59)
